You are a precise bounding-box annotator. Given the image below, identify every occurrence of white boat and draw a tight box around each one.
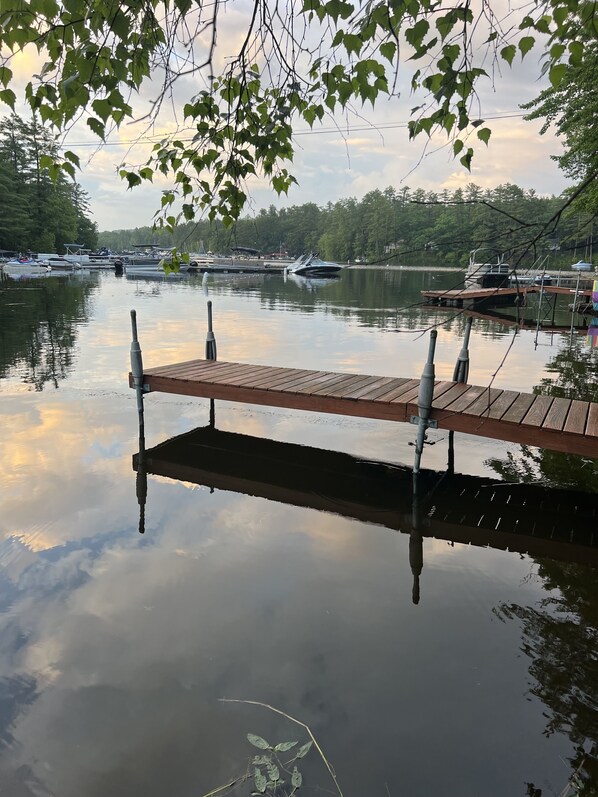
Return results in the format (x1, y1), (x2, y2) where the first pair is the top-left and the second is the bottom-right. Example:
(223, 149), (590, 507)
(2, 259), (52, 277)
(287, 253), (345, 277)
(464, 249), (510, 288)
(38, 244), (116, 269)
(571, 260), (593, 272)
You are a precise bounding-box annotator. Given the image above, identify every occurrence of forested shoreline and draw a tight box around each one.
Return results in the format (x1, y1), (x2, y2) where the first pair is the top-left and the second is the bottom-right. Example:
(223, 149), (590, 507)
(98, 185), (593, 269)
(0, 115), (98, 255)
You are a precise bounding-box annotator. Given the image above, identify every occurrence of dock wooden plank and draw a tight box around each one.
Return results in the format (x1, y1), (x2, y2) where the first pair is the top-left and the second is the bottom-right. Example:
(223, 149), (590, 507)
(483, 389), (520, 420)
(501, 393), (536, 424)
(391, 381), (428, 406)
(543, 398), (572, 432)
(462, 388), (504, 417)
(441, 385), (488, 413)
(587, 403), (598, 438)
(364, 377), (411, 401)
(240, 366), (307, 388)
(431, 382), (471, 409)
(376, 379), (421, 403)
(136, 359), (598, 458)
(298, 372), (358, 395)
(523, 395), (554, 428)
(344, 376), (398, 400)
(564, 400), (590, 435)
(263, 370), (328, 392)
(322, 375), (379, 398)
(213, 365), (280, 386)
(242, 370), (310, 390)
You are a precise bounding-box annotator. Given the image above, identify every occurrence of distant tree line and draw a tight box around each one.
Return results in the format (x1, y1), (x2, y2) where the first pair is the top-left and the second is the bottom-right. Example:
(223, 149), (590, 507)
(0, 115), (98, 255)
(98, 184), (593, 268)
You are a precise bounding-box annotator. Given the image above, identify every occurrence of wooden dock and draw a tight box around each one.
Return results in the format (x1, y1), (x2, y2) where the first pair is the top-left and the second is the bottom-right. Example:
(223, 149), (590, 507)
(421, 284), (592, 308)
(130, 358), (598, 457)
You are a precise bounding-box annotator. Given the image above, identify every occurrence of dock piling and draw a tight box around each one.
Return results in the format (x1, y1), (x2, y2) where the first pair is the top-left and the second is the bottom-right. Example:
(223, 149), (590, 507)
(452, 316), (472, 383)
(205, 300), (217, 361)
(413, 330), (438, 476)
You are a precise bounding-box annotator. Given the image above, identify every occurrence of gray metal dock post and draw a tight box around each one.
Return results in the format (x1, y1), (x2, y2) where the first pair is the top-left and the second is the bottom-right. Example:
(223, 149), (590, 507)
(448, 316), (473, 471)
(205, 300), (217, 361)
(413, 330), (438, 476)
(452, 316), (472, 383)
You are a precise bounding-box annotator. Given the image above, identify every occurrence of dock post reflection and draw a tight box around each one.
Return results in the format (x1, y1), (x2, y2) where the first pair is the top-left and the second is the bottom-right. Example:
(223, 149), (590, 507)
(205, 300), (217, 430)
(136, 434), (147, 534)
(130, 309), (147, 534)
(410, 472), (424, 605)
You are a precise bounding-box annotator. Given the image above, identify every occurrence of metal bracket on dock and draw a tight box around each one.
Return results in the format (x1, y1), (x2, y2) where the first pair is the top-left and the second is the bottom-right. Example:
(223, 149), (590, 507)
(409, 416), (438, 429)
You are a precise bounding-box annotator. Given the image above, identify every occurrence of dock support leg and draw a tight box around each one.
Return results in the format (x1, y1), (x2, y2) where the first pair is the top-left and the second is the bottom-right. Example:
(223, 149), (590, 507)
(130, 309), (147, 534)
(413, 330), (437, 476)
(569, 271), (582, 344)
(206, 300), (217, 361)
(448, 316), (472, 472)
(452, 316), (472, 383)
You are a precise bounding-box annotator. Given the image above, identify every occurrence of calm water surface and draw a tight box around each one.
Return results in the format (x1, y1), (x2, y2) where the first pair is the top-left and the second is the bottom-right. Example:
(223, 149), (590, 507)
(0, 267), (597, 796)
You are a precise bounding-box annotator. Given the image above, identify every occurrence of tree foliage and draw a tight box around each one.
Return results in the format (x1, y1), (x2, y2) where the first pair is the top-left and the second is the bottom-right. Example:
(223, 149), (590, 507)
(0, 0), (596, 227)
(0, 114), (97, 252)
(523, 39), (598, 214)
(99, 182), (590, 269)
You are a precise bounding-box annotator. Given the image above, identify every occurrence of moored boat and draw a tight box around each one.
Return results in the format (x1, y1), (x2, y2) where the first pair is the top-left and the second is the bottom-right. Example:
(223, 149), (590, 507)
(2, 259), (52, 277)
(287, 253), (345, 277)
(464, 249), (510, 288)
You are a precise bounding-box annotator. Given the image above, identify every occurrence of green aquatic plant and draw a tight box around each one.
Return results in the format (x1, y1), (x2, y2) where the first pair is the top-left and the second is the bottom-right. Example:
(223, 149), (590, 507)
(202, 699), (344, 797)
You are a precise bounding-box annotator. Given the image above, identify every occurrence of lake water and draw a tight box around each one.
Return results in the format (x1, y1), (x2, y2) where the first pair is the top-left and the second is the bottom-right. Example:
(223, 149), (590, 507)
(0, 267), (597, 797)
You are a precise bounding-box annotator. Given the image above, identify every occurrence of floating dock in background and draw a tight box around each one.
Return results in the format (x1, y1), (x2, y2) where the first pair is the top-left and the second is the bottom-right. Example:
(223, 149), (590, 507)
(129, 358), (598, 457)
(421, 284), (592, 309)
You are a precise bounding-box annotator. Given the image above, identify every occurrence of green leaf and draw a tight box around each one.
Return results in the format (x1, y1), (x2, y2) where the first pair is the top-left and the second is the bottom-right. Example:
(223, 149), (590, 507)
(477, 127), (491, 145)
(549, 43), (566, 60)
(0, 88), (16, 109)
(63, 150), (80, 167)
(568, 41), (583, 65)
(343, 34), (362, 56)
(247, 734), (270, 750)
(453, 139), (464, 156)
(254, 768), (267, 793)
(0, 66), (13, 88)
(121, 171), (142, 189)
(500, 45), (516, 66)
(274, 741), (298, 752)
(518, 36), (535, 57)
(379, 42), (396, 62)
(87, 117), (105, 138)
(549, 63), (567, 88)
(266, 762), (280, 782)
(291, 767), (303, 788)
(459, 147), (473, 171)
(295, 741), (313, 758)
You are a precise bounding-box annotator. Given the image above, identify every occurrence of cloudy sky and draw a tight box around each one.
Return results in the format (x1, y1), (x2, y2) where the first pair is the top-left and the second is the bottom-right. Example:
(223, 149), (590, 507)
(6, 2), (570, 232)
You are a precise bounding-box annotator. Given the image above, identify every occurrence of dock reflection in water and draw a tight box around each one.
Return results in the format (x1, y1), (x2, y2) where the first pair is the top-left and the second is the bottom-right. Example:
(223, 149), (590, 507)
(133, 424), (598, 603)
